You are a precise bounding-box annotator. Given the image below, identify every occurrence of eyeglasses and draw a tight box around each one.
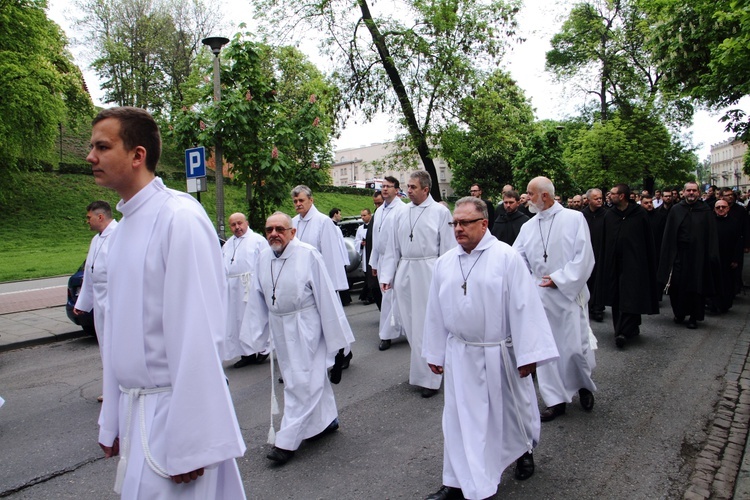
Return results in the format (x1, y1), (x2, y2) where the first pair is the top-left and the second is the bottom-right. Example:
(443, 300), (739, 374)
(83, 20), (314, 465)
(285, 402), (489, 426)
(448, 218), (484, 228)
(381, 184), (395, 189)
(715, 206), (729, 210)
(265, 226), (293, 235)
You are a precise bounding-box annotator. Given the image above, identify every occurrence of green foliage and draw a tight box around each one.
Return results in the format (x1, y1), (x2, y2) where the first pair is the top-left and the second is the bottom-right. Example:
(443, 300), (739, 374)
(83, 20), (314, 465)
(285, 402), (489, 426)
(512, 121), (577, 196)
(643, 0), (750, 141)
(563, 109), (697, 191)
(0, 0), (94, 203)
(171, 36), (339, 229)
(439, 70), (534, 198)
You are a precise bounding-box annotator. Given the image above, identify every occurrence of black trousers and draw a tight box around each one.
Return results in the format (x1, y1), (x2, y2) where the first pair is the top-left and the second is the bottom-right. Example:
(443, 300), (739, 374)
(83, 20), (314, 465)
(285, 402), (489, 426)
(611, 304), (641, 337)
(669, 287), (705, 321)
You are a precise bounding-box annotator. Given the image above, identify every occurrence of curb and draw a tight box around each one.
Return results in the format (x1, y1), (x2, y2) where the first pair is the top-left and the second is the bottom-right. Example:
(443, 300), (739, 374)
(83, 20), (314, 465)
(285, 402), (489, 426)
(0, 329), (92, 354)
(683, 314), (750, 499)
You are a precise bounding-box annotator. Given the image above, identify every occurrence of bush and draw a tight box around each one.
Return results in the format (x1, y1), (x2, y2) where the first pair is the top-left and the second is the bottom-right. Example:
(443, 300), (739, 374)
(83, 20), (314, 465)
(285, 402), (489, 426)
(58, 163), (91, 175)
(318, 185), (375, 196)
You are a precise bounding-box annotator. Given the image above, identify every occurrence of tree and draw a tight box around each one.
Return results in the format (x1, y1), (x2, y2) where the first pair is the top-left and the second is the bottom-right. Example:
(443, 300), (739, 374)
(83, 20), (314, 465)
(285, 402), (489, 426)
(171, 36), (338, 229)
(75, 0), (223, 115)
(642, 0), (750, 141)
(0, 0), (93, 178)
(252, 0), (521, 201)
(564, 109), (697, 192)
(439, 70), (534, 198)
(546, 0), (691, 125)
(512, 121), (577, 196)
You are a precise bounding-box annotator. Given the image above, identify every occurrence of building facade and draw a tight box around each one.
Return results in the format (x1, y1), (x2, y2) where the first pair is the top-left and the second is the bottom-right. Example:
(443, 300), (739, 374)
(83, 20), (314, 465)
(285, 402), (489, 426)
(331, 142), (454, 199)
(710, 138), (748, 191)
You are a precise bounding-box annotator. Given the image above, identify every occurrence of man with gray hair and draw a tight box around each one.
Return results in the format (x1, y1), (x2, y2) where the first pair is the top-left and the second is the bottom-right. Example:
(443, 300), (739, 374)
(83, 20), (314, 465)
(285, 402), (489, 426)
(241, 212), (355, 465)
(423, 196), (558, 499)
(582, 188), (606, 322)
(512, 176), (597, 422)
(379, 171), (455, 398)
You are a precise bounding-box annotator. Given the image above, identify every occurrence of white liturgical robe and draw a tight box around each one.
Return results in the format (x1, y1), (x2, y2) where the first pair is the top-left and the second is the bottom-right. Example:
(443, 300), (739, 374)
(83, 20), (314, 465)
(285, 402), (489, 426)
(379, 195), (455, 389)
(221, 230), (267, 360)
(369, 197), (408, 340)
(354, 223), (367, 272)
(100, 178), (245, 499)
(241, 238), (355, 451)
(292, 204), (349, 291)
(513, 202), (597, 407)
(75, 218), (118, 345)
(424, 231), (559, 500)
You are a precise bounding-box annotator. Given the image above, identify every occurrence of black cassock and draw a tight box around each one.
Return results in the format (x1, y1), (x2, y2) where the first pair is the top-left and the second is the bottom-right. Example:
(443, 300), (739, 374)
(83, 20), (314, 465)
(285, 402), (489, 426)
(597, 202), (659, 316)
(657, 200), (721, 321)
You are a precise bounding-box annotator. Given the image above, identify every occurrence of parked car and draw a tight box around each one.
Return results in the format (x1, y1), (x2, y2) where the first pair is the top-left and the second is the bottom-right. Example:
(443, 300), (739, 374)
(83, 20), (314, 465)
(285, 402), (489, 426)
(65, 260), (96, 337)
(338, 217), (366, 290)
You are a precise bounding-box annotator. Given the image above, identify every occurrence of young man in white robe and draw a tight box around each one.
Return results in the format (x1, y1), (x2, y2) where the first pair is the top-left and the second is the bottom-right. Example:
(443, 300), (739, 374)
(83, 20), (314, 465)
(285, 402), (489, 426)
(87, 107), (246, 498)
(423, 197), (559, 500)
(291, 185), (353, 371)
(513, 176), (597, 422)
(379, 171), (456, 398)
(74, 200), (118, 403)
(223, 212), (268, 368)
(369, 176), (408, 350)
(74, 201), (118, 342)
(240, 212), (355, 465)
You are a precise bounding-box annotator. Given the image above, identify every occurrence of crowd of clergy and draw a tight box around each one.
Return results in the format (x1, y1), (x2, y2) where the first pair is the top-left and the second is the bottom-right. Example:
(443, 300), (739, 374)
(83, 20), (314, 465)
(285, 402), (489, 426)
(74, 105), (747, 500)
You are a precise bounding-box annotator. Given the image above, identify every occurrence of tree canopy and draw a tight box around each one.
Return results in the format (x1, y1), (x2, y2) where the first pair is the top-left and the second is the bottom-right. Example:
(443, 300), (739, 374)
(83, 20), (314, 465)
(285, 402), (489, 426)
(172, 36), (339, 228)
(252, 0), (522, 200)
(0, 0), (93, 201)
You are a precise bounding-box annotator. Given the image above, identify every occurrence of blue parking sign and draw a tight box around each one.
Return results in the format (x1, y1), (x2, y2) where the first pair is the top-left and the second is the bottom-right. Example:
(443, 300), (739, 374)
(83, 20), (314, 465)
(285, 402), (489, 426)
(185, 147), (206, 179)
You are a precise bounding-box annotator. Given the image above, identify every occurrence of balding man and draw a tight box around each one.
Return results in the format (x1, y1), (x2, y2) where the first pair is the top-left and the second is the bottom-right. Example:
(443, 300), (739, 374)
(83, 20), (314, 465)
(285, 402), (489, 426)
(513, 177), (597, 422)
(224, 212), (268, 368)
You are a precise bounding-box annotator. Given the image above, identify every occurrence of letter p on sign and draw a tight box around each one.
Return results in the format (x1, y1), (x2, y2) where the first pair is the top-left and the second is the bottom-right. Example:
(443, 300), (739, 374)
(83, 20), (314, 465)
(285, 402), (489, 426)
(185, 147), (206, 178)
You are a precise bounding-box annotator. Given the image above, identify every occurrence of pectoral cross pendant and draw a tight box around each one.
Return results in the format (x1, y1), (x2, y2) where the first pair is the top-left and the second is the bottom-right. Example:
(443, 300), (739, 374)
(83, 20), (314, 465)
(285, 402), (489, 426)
(543, 253), (548, 263)
(461, 281), (467, 295)
(409, 233), (413, 241)
(272, 294), (276, 305)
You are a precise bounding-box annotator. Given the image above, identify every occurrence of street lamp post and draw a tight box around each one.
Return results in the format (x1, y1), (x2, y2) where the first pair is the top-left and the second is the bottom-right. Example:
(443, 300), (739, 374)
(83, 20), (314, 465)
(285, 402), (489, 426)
(202, 36), (230, 239)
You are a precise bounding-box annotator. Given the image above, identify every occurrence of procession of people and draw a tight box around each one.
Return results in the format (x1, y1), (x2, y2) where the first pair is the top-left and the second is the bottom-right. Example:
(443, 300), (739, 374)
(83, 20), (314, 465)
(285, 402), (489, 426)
(77, 106), (744, 499)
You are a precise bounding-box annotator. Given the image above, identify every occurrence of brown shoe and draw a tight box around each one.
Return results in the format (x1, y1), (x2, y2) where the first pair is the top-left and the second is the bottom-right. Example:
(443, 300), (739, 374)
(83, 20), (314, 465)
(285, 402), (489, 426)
(540, 402), (566, 422)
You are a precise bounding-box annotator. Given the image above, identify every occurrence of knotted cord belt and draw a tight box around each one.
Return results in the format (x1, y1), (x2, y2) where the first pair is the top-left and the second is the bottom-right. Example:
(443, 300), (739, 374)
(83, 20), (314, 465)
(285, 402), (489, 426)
(114, 385), (173, 493)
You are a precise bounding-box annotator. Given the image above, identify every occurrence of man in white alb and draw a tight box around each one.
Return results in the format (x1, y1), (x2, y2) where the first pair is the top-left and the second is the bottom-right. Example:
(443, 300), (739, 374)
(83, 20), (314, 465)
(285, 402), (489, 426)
(87, 106), (246, 498)
(512, 176), (597, 422)
(368, 176), (408, 351)
(74, 200), (118, 402)
(291, 185), (353, 374)
(74, 200), (118, 347)
(379, 171), (455, 397)
(223, 212), (268, 368)
(241, 212), (355, 465)
(423, 197), (559, 500)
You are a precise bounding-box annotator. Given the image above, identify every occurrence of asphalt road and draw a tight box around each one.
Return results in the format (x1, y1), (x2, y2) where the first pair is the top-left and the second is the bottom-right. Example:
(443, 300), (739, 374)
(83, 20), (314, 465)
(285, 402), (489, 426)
(1, 296), (748, 499)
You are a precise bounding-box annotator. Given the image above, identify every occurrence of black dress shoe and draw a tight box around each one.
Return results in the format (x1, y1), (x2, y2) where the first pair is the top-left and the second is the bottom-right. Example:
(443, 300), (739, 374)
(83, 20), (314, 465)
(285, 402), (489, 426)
(308, 418), (339, 441)
(254, 353), (269, 364)
(591, 311), (604, 322)
(266, 446), (295, 464)
(673, 315), (685, 324)
(379, 339), (391, 351)
(615, 334), (626, 348)
(425, 485), (464, 500)
(514, 452), (535, 480)
(686, 319), (697, 329)
(330, 351), (350, 384)
(540, 402), (566, 422)
(233, 355), (256, 368)
(579, 388), (594, 411)
(340, 350), (353, 369)
(421, 387), (439, 398)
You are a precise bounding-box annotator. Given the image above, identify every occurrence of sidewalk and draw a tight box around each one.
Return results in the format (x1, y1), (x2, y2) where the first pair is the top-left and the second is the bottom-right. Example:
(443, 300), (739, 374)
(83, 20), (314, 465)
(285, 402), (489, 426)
(0, 277), (87, 352)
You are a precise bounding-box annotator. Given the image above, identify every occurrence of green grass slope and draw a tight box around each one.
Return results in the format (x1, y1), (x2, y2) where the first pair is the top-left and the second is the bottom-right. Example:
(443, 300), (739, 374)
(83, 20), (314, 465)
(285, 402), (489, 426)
(0, 173), (378, 282)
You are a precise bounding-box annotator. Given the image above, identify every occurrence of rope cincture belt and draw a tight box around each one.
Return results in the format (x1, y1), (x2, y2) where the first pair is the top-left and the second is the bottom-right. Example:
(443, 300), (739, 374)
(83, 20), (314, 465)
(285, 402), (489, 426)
(114, 384), (173, 494)
(451, 335), (533, 454)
